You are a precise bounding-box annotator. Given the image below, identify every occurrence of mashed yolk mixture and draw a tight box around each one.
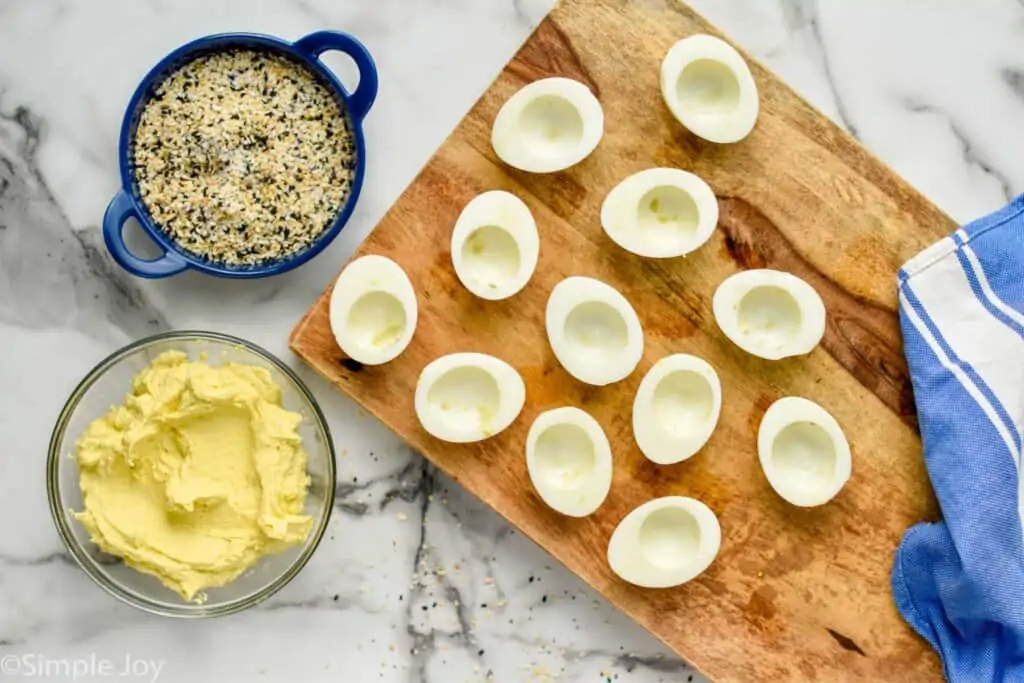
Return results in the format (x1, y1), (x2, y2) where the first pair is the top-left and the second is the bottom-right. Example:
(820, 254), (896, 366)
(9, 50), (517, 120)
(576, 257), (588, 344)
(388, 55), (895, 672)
(74, 351), (312, 602)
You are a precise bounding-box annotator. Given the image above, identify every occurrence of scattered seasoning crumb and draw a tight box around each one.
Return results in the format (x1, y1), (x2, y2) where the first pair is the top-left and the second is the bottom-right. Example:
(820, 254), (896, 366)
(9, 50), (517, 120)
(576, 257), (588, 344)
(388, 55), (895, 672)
(332, 594), (339, 602)
(132, 49), (356, 267)
(398, 512), (408, 521)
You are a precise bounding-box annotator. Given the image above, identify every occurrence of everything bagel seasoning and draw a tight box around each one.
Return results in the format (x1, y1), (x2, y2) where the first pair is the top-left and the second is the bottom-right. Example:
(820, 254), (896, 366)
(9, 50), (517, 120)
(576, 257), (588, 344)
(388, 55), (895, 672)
(132, 49), (355, 267)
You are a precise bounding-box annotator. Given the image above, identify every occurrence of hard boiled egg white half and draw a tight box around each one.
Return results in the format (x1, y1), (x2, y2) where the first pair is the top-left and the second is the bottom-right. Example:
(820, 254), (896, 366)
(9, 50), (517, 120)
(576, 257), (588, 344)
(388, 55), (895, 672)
(661, 34), (759, 144)
(607, 496), (721, 588)
(758, 397), (851, 507)
(601, 168), (718, 259)
(451, 191), (539, 300)
(414, 353), (525, 444)
(546, 276), (644, 386)
(329, 255), (418, 365)
(633, 354), (721, 465)
(492, 77), (604, 173)
(526, 407), (612, 518)
(713, 269), (825, 360)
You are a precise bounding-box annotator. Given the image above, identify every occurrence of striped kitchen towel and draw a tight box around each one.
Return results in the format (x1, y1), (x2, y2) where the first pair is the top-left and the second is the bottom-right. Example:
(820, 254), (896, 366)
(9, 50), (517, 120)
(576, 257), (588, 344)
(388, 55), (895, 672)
(893, 194), (1024, 682)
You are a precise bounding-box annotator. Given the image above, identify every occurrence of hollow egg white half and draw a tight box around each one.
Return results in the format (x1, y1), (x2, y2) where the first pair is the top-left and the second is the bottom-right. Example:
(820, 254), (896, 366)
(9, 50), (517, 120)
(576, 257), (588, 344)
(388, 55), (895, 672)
(607, 496), (721, 588)
(661, 34), (759, 143)
(492, 77), (604, 173)
(712, 269), (825, 360)
(758, 397), (851, 507)
(601, 168), (719, 258)
(546, 276), (644, 386)
(414, 353), (525, 443)
(329, 255), (418, 365)
(451, 191), (539, 300)
(633, 354), (721, 465)
(526, 407), (612, 518)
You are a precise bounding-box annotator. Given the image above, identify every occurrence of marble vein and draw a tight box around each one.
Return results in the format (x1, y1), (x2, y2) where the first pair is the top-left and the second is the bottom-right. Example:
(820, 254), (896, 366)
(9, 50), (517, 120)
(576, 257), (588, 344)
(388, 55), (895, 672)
(1004, 67), (1024, 102)
(260, 593), (379, 614)
(0, 552), (73, 568)
(903, 98), (1016, 203)
(776, 0), (859, 138)
(511, 0), (530, 27)
(333, 450), (426, 517)
(0, 100), (168, 342)
(490, 631), (695, 680)
(405, 462), (443, 683)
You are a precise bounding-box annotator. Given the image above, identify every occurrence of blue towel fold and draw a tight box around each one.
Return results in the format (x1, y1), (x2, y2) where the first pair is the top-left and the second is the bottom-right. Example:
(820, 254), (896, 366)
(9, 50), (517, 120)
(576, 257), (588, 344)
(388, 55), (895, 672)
(893, 194), (1024, 682)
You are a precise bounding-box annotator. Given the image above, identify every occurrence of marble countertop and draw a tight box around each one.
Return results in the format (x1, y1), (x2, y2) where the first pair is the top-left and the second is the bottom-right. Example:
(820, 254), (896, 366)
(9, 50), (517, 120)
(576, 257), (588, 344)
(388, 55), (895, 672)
(1, 1), (1022, 681)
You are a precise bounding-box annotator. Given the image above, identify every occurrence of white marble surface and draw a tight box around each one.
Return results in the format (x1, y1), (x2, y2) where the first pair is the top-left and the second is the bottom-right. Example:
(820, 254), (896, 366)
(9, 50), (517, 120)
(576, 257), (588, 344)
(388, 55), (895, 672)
(0, 0), (1021, 681)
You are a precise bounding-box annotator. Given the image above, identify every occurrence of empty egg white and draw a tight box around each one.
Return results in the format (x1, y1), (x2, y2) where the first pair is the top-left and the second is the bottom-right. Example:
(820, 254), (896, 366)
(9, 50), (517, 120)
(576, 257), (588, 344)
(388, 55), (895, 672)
(633, 354), (721, 465)
(661, 34), (759, 143)
(712, 269), (825, 360)
(607, 496), (721, 588)
(414, 353), (525, 443)
(546, 276), (644, 386)
(526, 407), (613, 517)
(451, 191), (539, 300)
(758, 397), (851, 507)
(601, 168), (719, 258)
(329, 255), (418, 365)
(492, 77), (604, 173)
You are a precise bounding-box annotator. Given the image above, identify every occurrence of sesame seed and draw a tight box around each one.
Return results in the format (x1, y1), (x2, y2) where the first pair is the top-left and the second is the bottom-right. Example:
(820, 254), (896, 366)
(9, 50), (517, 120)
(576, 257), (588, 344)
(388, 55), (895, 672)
(132, 49), (355, 267)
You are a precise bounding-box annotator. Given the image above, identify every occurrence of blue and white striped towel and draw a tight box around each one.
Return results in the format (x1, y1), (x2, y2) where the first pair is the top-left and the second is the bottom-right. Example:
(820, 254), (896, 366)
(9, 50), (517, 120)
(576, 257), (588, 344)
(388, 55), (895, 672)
(893, 194), (1024, 682)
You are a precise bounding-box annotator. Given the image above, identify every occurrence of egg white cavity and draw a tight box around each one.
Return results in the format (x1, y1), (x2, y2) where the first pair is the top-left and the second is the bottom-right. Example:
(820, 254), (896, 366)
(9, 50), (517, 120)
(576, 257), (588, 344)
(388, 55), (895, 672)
(758, 397), (851, 507)
(661, 34), (759, 143)
(329, 255), (418, 366)
(526, 407), (612, 517)
(546, 277), (644, 386)
(414, 353), (525, 443)
(677, 60), (740, 115)
(607, 496), (721, 588)
(713, 269), (825, 360)
(639, 506), (700, 569)
(601, 168), (719, 258)
(451, 191), (539, 300)
(492, 77), (604, 173)
(633, 354), (721, 464)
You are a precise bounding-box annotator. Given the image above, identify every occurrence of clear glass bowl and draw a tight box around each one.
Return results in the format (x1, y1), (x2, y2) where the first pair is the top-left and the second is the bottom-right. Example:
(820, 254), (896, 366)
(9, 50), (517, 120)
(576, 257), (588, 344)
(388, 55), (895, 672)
(47, 331), (336, 617)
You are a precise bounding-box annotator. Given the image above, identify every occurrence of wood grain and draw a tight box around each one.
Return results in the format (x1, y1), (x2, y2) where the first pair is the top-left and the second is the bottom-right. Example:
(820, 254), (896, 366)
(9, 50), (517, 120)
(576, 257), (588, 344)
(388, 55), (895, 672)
(291, 0), (953, 679)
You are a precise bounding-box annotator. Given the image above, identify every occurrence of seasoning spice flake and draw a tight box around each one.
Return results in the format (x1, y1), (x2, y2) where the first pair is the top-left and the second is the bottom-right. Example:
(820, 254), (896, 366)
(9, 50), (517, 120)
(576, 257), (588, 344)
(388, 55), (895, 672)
(132, 49), (356, 267)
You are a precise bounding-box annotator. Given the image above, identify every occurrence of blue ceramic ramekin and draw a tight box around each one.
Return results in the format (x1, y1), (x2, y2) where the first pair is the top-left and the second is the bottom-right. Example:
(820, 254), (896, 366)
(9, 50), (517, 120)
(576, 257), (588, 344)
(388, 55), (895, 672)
(103, 31), (378, 279)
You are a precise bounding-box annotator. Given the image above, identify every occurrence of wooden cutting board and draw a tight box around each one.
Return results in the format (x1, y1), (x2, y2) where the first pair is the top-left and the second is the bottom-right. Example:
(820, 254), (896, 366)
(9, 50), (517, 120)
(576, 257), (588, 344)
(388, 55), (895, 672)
(290, 0), (954, 679)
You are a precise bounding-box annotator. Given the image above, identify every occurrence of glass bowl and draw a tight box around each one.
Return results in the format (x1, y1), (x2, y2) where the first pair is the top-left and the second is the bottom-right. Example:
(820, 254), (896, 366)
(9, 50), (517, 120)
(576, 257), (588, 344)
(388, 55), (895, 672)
(47, 331), (336, 617)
